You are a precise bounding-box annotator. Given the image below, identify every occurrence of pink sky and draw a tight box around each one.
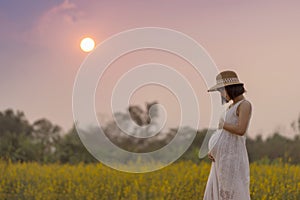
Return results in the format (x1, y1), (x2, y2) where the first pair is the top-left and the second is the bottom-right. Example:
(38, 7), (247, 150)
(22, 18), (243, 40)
(1, 0), (300, 139)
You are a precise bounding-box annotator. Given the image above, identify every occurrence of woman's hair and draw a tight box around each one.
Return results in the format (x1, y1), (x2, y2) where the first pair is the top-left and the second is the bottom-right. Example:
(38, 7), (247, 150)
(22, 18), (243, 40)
(224, 84), (245, 100)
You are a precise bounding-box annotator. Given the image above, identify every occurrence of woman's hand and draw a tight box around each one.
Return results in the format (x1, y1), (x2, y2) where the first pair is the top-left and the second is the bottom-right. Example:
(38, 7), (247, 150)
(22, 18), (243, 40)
(218, 118), (225, 129)
(208, 152), (215, 162)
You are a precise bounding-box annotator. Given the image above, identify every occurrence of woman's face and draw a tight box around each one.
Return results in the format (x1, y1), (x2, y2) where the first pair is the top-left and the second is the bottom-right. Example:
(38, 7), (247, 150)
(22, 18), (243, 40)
(218, 88), (230, 104)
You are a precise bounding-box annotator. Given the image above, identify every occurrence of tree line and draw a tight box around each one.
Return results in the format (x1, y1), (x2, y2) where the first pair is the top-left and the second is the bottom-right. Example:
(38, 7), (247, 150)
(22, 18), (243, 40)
(0, 108), (300, 164)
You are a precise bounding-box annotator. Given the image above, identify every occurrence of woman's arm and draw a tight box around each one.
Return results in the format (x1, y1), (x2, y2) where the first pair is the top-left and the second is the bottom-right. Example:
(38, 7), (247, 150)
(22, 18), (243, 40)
(219, 101), (252, 136)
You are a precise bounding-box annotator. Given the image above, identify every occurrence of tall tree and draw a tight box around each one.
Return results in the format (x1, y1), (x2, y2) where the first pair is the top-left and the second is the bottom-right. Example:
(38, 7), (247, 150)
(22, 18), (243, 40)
(0, 109), (33, 162)
(32, 118), (62, 162)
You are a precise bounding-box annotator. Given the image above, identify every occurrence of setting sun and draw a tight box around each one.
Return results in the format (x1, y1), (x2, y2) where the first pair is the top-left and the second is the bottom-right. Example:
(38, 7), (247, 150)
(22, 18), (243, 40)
(80, 37), (95, 52)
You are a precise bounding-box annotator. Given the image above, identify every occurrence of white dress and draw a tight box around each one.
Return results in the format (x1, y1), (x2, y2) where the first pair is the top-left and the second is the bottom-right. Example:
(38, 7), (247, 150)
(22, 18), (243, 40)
(203, 99), (252, 200)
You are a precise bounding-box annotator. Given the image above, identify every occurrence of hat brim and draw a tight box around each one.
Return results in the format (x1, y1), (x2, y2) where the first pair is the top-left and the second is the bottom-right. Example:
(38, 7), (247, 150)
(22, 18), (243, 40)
(207, 82), (243, 92)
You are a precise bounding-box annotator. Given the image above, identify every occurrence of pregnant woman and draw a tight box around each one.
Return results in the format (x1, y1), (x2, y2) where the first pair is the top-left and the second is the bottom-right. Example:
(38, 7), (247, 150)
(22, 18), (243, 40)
(203, 70), (252, 200)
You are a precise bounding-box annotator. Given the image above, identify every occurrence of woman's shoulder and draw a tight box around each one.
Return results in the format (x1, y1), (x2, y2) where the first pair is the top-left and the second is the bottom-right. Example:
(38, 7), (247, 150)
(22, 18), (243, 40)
(241, 99), (252, 109)
(229, 99), (250, 108)
(236, 99), (252, 116)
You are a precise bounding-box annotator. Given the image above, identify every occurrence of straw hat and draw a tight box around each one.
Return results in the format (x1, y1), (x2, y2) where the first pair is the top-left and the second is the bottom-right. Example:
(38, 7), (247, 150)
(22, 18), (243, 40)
(207, 70), (243, 92)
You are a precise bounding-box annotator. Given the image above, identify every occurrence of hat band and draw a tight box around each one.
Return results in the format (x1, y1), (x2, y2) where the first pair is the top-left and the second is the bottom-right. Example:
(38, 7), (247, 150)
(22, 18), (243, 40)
(217, 77), (240, 84)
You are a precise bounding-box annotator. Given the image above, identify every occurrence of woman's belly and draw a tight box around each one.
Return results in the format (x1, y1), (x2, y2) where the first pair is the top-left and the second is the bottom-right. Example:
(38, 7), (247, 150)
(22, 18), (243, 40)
(208, 129), (222, 158)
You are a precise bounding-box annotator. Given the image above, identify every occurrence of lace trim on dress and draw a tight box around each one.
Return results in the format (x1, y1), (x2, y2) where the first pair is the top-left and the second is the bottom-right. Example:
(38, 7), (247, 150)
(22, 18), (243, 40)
(220, 188), (234, 199)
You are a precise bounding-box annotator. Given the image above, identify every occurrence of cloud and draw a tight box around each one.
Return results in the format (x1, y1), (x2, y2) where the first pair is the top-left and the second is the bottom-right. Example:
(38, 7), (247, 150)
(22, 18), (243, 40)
(25, 0), (86, 49)
(38, 0), (79, 27)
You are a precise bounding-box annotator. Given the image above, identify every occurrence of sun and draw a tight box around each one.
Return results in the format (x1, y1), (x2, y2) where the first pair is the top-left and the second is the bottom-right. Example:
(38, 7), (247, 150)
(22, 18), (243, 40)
(80, 37), (95, 52)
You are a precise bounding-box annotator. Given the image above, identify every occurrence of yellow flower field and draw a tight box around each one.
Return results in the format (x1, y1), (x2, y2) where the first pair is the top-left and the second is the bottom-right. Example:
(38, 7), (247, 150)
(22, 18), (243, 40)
(0, 160), (299, 200)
